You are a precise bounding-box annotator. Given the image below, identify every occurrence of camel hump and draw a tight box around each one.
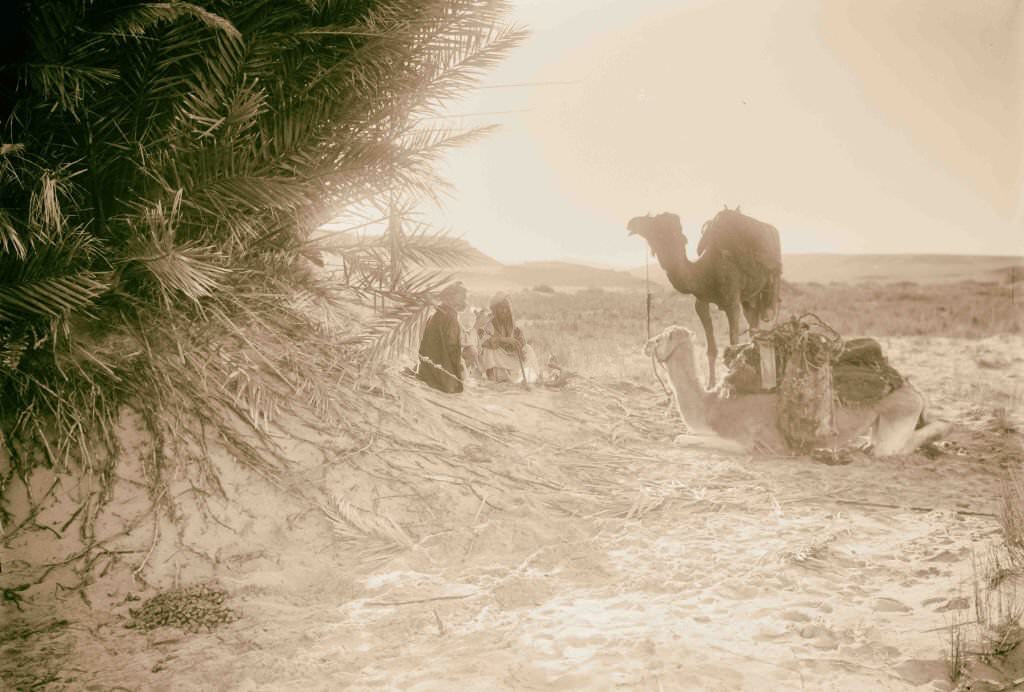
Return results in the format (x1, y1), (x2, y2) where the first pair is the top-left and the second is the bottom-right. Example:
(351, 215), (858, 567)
(699, 209), (782, 320)
(698, 210), (781, 270)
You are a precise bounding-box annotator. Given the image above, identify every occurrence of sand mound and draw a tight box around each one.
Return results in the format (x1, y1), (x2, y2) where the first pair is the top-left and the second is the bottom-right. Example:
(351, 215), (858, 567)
(2, 335), (1023, 690)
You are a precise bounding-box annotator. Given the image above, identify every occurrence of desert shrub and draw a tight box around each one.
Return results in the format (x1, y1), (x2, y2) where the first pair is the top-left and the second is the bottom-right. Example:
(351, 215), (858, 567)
(1001, 465), (1024, 571)
(533, 284), (556, 293)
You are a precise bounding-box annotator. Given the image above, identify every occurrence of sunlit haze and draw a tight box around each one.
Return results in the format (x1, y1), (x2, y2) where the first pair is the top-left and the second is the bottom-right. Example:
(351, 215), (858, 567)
(418, 0), (1021, 266)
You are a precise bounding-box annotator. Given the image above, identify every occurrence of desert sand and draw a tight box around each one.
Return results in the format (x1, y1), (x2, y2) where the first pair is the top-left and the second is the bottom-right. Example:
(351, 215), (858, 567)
(2, 333), (1022, 691)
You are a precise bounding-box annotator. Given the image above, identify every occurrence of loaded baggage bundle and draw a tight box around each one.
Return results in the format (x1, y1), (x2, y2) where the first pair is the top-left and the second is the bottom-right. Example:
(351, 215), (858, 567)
(721, 315), (906, 452)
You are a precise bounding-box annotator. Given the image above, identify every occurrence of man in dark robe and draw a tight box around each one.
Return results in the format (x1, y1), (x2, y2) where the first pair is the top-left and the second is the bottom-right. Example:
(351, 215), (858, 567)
(417, 281), (468, 393)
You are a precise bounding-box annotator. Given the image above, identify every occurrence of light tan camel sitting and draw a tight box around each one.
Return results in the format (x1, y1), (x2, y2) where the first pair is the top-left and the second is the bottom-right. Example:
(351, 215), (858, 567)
(644, 325), (951, 456)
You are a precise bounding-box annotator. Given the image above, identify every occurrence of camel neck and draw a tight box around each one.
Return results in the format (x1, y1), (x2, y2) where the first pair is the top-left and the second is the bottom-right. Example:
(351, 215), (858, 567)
(663, 354), (714, 433)
(657, 248), (697, 294)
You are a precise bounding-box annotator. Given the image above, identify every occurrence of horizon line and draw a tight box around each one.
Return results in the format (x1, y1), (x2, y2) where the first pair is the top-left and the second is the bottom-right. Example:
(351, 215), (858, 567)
(492, 250), (1024, 268)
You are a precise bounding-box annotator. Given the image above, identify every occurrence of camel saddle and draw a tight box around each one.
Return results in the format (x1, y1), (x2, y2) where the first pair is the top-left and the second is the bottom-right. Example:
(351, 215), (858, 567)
(723, 336), (904, 406)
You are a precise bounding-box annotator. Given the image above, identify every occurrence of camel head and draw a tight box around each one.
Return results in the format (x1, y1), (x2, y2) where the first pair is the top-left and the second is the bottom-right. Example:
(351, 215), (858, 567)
(643, 325), (696, 366)
(627, 212), (689, 261)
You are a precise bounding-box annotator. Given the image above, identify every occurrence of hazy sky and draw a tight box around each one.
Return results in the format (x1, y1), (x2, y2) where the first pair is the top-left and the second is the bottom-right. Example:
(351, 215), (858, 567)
(419, 0), (1023, 266)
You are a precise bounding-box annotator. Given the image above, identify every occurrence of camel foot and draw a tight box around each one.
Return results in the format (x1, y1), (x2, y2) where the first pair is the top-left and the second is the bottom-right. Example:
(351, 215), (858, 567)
(908, 420), (952, 452)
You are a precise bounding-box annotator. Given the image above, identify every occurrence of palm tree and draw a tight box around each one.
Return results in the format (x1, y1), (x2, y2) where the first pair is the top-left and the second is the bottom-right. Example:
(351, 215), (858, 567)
(0, 1), (524, 488)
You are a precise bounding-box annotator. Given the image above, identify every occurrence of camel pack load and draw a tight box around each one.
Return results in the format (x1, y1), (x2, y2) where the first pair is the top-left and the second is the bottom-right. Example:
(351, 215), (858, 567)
(723, 314), (906, 452)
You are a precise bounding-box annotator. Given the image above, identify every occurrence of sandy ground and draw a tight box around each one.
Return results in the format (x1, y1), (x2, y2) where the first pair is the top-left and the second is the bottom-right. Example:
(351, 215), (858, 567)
(2, 335), (1023, 691)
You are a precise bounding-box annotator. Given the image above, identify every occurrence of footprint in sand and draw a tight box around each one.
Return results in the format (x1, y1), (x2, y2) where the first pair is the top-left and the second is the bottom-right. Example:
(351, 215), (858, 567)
(872, 597), (913, 613)
(934, 596), (970, 613)
(780, 610), (812, 623)
(891, 659), (948, 686)
(926, 547), (966, 563)
(791, 600), (833, 614)
(752, 624), (789, 641)
(798, 623), (840, 650)
(714, 582), (760, 600)
(843, 584), (870, 598)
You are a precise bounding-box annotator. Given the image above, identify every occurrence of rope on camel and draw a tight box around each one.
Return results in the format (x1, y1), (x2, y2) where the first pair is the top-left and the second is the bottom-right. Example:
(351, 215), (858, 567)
(766, 313), (846, 454)
(644, 248), (672, 398)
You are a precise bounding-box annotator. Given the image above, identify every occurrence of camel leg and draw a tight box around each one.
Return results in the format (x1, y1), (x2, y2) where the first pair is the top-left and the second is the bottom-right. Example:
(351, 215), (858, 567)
(726, 303), (743, 345)
(871, 411), (919, 456)
(742, 304), (759, 334)
(695, 300), (717, 388)
(870, 386), (947, 455)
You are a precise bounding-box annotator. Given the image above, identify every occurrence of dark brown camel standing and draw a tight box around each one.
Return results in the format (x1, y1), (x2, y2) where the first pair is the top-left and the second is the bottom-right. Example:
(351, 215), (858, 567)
(627, 207), (782, 387)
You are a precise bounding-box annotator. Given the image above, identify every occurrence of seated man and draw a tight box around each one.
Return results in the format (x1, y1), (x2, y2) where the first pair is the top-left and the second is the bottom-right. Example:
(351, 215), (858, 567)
(459, 307), (487, 379)
(417, 281), (468, 393)
(477, 292), (539, 384)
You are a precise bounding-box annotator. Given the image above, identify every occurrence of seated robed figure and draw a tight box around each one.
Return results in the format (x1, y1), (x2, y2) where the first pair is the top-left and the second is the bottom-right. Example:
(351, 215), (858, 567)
(476, 292), (539, 384)
(416, 282), (468, 393)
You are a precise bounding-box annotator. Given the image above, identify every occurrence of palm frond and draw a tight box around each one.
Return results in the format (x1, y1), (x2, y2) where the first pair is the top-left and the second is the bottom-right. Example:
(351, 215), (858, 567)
(22, 63), (119, 116)
(0, 271), (111, 323)
(0, 331), (29, 373)
(124, 192), (229, 304)
(0, 210), (27, 259)
(28, 165), (86, 241)
(2, 0), (522, 533)
(356, 269), (455, 361)
(399, 224), (475, 268)
(133, 242), (229, 303)
(107, 2), (241, 41)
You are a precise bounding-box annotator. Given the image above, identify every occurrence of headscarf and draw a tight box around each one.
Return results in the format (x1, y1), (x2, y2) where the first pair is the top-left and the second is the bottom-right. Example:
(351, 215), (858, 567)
(438, 281), (466, 305)
(488, 292), (515, 338)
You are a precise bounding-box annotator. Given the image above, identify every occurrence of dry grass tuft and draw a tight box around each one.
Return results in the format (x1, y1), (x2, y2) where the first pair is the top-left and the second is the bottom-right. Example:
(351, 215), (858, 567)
(948, 608), (968, 683)
(968, 546), (1024, 662)
(1000, 465), (1024, 571)
(989, 407), (1019, 435)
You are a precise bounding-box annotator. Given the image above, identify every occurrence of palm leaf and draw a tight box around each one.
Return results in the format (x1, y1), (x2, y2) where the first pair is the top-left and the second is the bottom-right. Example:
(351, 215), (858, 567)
(356, 269), (455, 361)
(123, 191), (229, 304)
(0, 210), (27, 259)
(399, 225), (475, 268)
(107, 2), (241, 41)
(2, 0), (523, 531)
(22, 63), (119, 116)
(0, 271), (111, 323)
(133, 242), (229, 303)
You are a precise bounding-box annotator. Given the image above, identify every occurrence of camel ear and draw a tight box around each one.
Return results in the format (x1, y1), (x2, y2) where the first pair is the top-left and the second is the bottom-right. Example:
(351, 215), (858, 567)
(671, 326), (693, 342)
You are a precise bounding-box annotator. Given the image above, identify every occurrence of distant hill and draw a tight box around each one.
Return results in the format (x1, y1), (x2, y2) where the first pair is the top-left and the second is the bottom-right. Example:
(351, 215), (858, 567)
(453, 261), (650, 293)
(328, 234), (1022, 292)
(778, 254), (1023, 285)
(447, 238), (502, 267)
(626, 254), (1024, 286)
(450, 253), (1024, 294)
